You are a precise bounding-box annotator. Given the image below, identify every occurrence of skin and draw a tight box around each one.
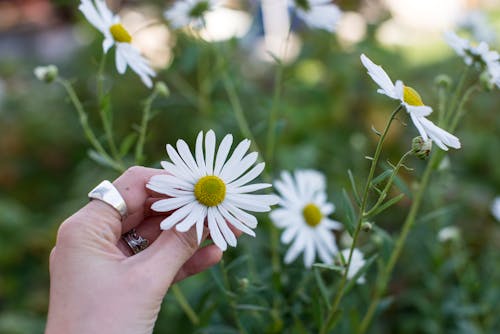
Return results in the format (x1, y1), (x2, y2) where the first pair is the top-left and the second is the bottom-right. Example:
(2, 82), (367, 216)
(45, 166), (227, 334)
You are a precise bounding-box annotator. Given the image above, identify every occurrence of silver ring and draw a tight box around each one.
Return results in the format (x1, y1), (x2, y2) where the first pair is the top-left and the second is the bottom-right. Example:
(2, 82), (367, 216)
(122, 229), (149, 254)
(88, 180), (128, 219)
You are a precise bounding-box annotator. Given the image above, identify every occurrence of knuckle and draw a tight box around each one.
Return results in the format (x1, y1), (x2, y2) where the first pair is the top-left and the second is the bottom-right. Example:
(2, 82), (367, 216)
(55, 218), (80, 245)
(123, 166), (144, 178)
(173, 229), (199, 254)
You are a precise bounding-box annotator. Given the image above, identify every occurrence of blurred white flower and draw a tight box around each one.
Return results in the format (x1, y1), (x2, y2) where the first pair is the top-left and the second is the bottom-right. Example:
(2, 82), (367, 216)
(491, 197), (500, 222)
(147, 130), (278, 251)
(340, 248), (366, 284)
(270, 169), (342, 268)
(444, 31), (500, 89)
(457, 10), (496, 43)
(34, 64), (58, 83)
(199, 7), (252, 42)
(164, 0), (219, 29)
(289, 0), (342, 32)
(360, 53), (461, 151)
(437, 226), (460, 243)
(79, 0), (155, 88)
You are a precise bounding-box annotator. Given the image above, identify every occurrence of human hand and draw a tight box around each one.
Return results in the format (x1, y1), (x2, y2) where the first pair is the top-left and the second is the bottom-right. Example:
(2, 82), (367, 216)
(45, 166), (223, 334)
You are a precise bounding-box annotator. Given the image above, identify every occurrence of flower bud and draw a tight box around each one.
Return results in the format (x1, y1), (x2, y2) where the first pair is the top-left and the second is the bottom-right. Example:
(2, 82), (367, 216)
(154, 81), (170, 97)
(479, 71), (494, 91)
(411, 136), (432, 160)
(34, 65), (58, 83)
(238, 277), (249, 291)
(361, 221), (372, 232)
(437, 226), (460, 243)
(434, 74), (452, 89)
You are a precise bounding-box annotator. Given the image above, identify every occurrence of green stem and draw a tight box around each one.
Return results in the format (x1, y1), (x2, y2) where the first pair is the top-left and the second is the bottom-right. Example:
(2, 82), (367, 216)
(96, 54), (121, 162)
(357, 149), (439, 334)
(221, 73), (261, 155)
(320, 105), (402, 334)
(57, 78), (124, 172)
(135, 91), (158, 165)
(266, 63), (284, 164)
(170, 285), (199, 325)
(449, 84), (480, 131)
(443, 67), (469, 128)
(220, 260), (248, 334)
(364, 151), (413, 218)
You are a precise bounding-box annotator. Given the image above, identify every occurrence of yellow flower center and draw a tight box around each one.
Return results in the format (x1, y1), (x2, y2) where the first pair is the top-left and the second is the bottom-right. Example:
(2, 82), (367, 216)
(109, 23), (132, 43)
(403, 86), (425, 106)
(302, 203), (323, 227)
(194, 175), (226, 207)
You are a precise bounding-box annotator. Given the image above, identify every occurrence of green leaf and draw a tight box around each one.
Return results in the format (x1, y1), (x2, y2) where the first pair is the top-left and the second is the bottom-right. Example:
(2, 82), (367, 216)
(235, 304), (270, 312)
(313, 268), (331, 309)
(119, 133), (138, 157)
(87, 149), (115, 169)
(341, 189), (356, 235)
(366, 193), (405, 218)
(417, 205), (459, 224)
(347, 169), (361, 205)
(312, 263), (345, 272)
(371, 169), (393, 186)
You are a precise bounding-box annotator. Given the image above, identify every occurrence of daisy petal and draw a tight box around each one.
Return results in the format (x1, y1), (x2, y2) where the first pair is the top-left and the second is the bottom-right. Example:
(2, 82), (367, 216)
(212, 207), (237, 247)
(204, 130), (216, 175)
(159, 201), (197, 230)
(207, 207), (227, 251)
(151, 196), (194, 212)
(214, 134), (233, 175)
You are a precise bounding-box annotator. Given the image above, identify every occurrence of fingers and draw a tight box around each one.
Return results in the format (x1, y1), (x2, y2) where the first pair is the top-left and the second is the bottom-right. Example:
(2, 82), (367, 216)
(117, 216), (163, 256)
(172, 244), (222, 283)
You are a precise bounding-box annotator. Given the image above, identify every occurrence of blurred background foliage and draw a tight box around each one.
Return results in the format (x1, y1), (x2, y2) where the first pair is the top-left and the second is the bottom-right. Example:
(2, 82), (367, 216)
(0, 0), (499, 333)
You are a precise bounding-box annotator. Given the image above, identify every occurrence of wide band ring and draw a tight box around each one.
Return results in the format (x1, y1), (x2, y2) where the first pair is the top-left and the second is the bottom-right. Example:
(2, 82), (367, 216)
(88, 180), (128, 220)
(122, 229), (149, 254)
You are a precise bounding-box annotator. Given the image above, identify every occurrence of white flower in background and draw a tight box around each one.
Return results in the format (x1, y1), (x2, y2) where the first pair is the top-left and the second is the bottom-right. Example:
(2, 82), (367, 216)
(444, 31), (500, 89)
(360, 53), (461, 151)
(33, 65), (58, 83)
(340, 248), (366, 284)
(289, 0), (342, 32)
(491, 197), (500, 222)
(437, 226), (460, 243)
(79, 0), (155, 88)
(270, 170), (342, 268)
(457, 10), (496, 44)
(164, 0), (220, 29)
(147, 130), (278, 251)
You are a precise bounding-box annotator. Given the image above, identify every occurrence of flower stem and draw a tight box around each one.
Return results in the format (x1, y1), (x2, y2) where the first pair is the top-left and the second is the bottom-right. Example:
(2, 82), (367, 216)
(220, 259), (248, 334)
(170, 285), (199, 325)
(57, 78), (124, 172)
(96, 54), (121, 162)
(443, 67), (469, 128)
(220, 73), (261, 155)
(320, 105), (402, 334)
(135, 91), (158, 165)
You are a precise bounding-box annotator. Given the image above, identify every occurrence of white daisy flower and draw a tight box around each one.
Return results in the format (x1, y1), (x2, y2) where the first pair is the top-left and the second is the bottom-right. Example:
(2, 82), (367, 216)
(289, 0), (342, 32)
(340, 248), (365, 284)
(164, 0), (220, 30)
(437, 226), (460, 243)
(270, 169), (342, 268)
(491, 197), (500, 222)
(79, 0), (155, 88)
(147, 130), (278, 251)
(360, 53), (461, 151)
(444, 31), (500, 89)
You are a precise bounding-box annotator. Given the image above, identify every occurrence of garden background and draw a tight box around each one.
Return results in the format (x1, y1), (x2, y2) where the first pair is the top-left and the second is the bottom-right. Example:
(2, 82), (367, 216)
(0, 0), (499, 333)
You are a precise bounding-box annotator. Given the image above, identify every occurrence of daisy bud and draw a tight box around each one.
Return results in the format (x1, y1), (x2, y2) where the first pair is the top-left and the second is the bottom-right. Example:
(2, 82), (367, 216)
(434, 74), (452, 89)
(411, 136), (432, 160)
(437, 226), (460, 243)
(34, 65), (58, 83)
(154, 81), (170, 97)
(479, 70), (494, 91)
(238, 277), (249, 291)
(361, 221), (372, 232)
